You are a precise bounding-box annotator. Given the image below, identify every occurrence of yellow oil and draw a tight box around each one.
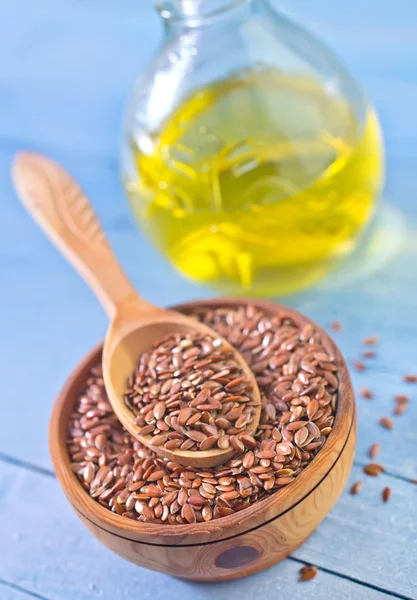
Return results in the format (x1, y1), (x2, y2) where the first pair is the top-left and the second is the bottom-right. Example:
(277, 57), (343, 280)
(126, 69), (384, 295)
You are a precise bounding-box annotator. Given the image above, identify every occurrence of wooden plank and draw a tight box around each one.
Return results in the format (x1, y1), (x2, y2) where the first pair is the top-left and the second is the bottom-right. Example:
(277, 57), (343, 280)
(0, 460), (410, 600)
(0, 1), (416, 161)
(0, 581), (50, 600)
(294, 464), (417, 597)
(1, 143), (417, 478)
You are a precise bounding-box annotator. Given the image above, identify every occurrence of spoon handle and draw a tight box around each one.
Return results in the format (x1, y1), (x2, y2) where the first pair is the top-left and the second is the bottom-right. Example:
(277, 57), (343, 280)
(12, 152), (144, 318)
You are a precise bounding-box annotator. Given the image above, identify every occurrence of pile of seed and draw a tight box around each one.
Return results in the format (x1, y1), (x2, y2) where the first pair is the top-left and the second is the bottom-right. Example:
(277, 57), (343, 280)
(67, 304), (338, 524)
(125, 332), (257, 452)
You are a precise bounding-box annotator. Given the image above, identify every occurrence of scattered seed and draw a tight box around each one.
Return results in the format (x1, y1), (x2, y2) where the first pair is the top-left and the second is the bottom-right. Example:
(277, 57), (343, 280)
(382, 487), (391, 503)
(360, 387), (373, 399)
(350, 481), (363, 495)
(362, 336), (380, 346)
(368, 442), (381, 458)
(353, 360), (366, 372)
(394, 394), (409, 404)
(404, 374), (417, 383)
(394, 404), (408, 416)
(363, 463), (385, 476)
(379, 417), (393, 430)
(362, 350), (377, 359)
(299, 565), (318, 582)
(330, 321), (342, 332)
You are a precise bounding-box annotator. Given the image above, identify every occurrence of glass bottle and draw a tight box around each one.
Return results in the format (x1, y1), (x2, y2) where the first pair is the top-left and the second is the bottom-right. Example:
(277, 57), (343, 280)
(121, 0), (384, 296)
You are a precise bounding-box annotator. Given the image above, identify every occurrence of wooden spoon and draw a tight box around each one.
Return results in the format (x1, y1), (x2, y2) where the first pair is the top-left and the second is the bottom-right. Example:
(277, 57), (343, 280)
(12, 152), (261, 467)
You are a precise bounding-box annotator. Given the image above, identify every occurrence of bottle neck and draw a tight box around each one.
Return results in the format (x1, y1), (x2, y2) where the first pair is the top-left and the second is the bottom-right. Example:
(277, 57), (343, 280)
(155, 0), (251, 26)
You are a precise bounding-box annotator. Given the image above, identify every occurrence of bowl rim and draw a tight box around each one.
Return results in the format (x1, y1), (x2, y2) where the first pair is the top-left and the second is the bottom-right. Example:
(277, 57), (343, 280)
(50, 298), (355, 544)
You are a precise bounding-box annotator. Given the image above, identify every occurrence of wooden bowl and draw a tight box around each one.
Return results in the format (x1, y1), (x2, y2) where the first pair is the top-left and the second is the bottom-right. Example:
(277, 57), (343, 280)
(50, 298), (356, 582)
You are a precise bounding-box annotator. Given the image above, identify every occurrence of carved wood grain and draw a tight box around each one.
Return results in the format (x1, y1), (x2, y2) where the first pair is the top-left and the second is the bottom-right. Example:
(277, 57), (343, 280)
(12, 152), (135, 317)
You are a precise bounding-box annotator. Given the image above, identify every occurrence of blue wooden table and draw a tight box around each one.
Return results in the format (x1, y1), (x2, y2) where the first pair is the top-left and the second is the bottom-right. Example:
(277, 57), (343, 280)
(1, 1), (417, 598)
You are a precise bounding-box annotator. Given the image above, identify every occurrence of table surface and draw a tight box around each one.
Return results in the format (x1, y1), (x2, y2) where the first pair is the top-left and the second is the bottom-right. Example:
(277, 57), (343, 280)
(1, 1), (417, 598)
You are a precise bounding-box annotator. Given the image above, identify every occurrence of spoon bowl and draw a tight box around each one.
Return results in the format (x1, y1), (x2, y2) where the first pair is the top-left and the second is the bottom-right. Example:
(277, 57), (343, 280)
(12, 152), (261, 468)
(104, 307), (261, 467)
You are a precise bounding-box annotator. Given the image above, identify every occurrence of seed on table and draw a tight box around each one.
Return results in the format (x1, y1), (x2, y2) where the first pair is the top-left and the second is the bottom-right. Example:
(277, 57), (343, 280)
(382, 487), (391, 503)
(362, 336), (380, 346)
(394, 394), (409, 403)
(363, 463), (385, 476)
(368, 442), (381, 458)
(362, 350), (377, 358)
(359, 387), (373, 399)
(394, 404), (408, 416)
(404, 374), (417, 383)
(330, 321), (342, 332)
(379, 417), (393, 430)
(350, 481), (363, 495)
(353, 360), (366, 371)
(299, 565), (318, 582)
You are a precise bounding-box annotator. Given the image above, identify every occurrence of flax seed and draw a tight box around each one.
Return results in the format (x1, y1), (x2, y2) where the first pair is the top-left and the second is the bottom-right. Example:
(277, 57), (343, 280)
(353, 360), (366, 372)
(125, 331), (257, 452)
(382, 487), (391, 503)
(350, 481), (363, 495)
(394, 403), (408, 415)
(380, 417), (393, 430)
(363, 463), (385, 476)
(362, 350), (377, 358)
(362, 336), (380, 346)
(368, 442), (381, 458)
(67, 304), (339, 524)
(299, 565), (318, 581)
